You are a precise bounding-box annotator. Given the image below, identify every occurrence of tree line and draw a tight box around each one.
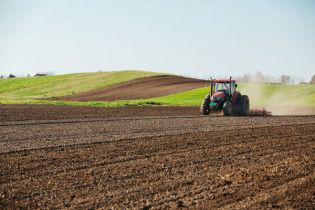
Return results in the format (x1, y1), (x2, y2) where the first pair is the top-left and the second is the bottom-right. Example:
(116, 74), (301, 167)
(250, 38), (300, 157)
(235, 71), (315, 84)
(0, 72), (55, 79)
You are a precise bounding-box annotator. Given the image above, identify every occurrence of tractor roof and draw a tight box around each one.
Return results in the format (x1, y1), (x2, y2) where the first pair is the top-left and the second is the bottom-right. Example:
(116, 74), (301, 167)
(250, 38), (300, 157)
(211, 79), (236, 83)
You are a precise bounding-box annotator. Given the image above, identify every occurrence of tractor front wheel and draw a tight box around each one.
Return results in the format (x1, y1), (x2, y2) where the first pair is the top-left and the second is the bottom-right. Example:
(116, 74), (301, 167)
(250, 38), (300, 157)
(200, 95), (210, 115)
(223, 101), (232, 116)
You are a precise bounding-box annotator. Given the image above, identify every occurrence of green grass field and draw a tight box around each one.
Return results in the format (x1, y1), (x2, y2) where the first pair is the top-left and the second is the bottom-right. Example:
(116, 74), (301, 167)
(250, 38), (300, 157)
(0, 70), (160, 103)
(0, 71), (314, 107)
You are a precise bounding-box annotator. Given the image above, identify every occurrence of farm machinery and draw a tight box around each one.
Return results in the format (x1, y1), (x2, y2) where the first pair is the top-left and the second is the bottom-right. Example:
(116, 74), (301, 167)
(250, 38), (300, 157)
(200, 77), (271, 116)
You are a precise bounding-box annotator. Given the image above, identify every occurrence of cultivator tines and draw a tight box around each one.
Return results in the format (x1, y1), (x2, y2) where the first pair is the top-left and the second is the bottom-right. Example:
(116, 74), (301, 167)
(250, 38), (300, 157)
(249, 108), (272, 116)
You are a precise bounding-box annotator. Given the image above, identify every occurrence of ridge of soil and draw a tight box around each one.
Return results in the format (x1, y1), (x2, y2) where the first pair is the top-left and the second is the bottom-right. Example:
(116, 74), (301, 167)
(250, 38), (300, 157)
(58, 75), (208, 101)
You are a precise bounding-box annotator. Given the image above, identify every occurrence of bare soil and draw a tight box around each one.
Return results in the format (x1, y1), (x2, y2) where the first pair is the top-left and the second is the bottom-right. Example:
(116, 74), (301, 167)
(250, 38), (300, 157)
(0, 105), (314, 209)
(0, 104), (199, 122)
(58, 75), (208, 101)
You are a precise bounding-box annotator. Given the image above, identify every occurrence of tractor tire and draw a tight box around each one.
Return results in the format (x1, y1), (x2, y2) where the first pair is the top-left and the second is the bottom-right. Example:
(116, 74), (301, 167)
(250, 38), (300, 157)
(237, 95), (250, 116)
(232, 94), (241, 116)
(223, 101), (232, 116)
(200, 95), (210, 115)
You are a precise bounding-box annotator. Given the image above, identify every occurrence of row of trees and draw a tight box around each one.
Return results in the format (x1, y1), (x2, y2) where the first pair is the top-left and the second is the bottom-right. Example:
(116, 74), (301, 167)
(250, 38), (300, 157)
(235, 71), (315, 84)
(0, 72), (54, 79)
(0, 74), (18, 78)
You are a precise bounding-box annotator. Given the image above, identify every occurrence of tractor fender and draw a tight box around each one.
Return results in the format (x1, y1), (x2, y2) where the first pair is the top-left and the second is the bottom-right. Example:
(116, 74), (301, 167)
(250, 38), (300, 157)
(231, 91), (241, 105)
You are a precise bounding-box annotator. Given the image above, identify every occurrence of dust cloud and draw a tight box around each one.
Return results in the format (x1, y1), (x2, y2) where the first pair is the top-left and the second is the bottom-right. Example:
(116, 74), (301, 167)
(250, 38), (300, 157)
(240, 83), (315, 115)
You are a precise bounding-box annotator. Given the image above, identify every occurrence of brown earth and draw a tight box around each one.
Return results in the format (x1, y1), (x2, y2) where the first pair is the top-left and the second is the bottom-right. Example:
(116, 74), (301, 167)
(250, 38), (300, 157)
(0, 105), (314, 209)
(0, 105), (314, 123)
(0, 104), (199, 122)
(58, 75), (208, 101)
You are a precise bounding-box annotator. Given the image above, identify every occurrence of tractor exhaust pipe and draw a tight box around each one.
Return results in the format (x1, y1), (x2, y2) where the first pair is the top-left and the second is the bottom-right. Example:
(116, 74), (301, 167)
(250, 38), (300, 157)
(229, 76), (232, 94)
(210, 77), (213, 97)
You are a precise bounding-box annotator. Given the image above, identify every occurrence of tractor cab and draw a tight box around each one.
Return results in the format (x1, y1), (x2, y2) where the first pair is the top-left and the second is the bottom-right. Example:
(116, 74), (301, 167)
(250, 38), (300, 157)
(209, 79), (237, 103)
(213, 81), (236, 94)
(214, 83), (230, 93)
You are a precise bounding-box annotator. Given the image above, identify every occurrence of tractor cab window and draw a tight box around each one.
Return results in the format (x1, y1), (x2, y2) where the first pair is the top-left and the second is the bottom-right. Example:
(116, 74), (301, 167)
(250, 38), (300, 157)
(214, 82), (236, 94)
(215, 83), (231, 93)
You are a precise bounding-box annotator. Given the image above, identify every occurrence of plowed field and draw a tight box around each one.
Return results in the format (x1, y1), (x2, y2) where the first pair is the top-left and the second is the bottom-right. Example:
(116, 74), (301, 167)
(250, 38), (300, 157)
(0, 105), (314, 209)
(59, 75), (207, 101)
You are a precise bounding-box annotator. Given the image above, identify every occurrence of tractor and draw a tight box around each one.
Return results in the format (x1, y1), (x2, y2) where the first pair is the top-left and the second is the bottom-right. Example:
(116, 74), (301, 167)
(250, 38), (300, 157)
(200, 77), (250, 116)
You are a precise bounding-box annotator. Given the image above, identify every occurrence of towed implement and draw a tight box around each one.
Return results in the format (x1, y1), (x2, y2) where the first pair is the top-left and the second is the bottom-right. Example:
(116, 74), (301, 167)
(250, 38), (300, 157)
(200, 77), (271, 116)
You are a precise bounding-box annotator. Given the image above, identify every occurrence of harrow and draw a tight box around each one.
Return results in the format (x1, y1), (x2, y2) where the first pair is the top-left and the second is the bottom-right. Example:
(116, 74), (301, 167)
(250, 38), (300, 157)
(249, 108), (272, 116)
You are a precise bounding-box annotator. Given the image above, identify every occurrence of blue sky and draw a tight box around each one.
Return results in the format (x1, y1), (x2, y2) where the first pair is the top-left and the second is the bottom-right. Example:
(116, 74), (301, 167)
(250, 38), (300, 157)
(0, 0), (314, 81)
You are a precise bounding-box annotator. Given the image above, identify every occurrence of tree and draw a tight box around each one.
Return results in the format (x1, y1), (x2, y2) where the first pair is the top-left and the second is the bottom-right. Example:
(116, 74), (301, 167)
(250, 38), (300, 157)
(310, 75), (315, 84)
(8, 74), (15, 78)
(242, 73), (251, 83)
(0, 75), (3, 79)
(253, 71), (266, 83)
(279, 74), (291, 84)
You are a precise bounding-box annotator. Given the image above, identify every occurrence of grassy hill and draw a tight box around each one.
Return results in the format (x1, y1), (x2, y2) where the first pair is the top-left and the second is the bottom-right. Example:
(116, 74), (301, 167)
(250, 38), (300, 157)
(0, 70), (314, 107)
(0, 70), (160, 103)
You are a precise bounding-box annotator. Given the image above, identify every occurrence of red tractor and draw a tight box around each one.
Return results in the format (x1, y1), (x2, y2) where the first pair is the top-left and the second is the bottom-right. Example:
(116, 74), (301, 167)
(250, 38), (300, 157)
(200, 77), (250, 116)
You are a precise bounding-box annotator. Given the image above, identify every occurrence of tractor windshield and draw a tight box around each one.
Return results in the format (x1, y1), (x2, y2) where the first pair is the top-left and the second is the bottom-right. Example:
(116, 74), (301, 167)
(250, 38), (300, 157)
(215, 83), (231, 93)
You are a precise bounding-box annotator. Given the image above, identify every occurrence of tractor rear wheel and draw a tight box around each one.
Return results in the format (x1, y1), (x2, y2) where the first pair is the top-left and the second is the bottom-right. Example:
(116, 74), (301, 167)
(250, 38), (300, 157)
(237, 95), (250, 116)
(200, 95), (210, 115)
(223, 101), (232, 116)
